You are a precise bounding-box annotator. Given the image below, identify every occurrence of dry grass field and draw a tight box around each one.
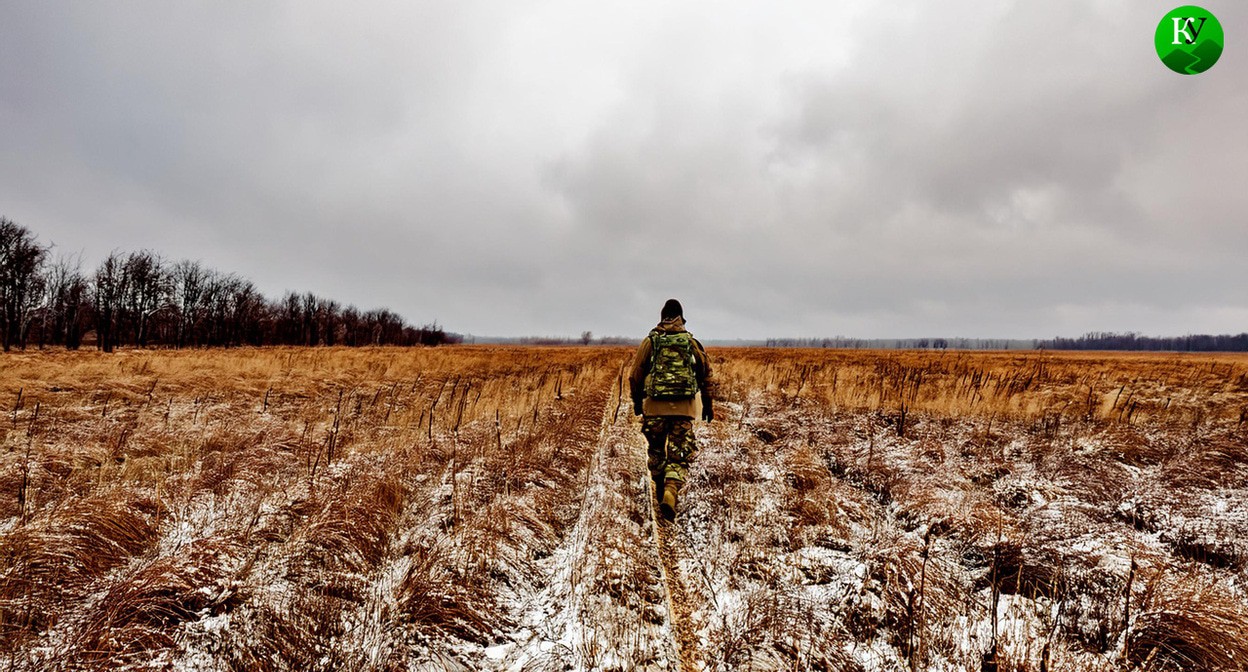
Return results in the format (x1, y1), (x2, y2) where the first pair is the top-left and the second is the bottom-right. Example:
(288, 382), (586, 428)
(1, 346), (1247, 671)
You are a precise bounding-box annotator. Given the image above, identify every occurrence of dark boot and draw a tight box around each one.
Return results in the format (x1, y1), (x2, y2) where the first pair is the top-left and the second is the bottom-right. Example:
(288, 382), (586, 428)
(660, 480), (680, 521)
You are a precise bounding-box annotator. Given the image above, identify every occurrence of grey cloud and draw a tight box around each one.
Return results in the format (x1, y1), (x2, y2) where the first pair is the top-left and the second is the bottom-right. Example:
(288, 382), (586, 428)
(2, 0), (1245, 339)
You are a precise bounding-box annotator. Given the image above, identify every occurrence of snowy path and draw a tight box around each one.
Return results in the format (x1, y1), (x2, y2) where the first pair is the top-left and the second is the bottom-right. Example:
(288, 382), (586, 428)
(499, 382), (681, 670)
(654, 503), (700, 672)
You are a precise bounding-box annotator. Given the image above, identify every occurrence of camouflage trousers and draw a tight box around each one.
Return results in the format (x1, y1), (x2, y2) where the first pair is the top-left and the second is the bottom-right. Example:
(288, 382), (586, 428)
(641, 416), (698, 484)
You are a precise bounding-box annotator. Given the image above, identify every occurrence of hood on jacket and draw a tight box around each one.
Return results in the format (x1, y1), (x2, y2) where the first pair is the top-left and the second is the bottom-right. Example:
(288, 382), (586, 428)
(653, 316), (687, 333)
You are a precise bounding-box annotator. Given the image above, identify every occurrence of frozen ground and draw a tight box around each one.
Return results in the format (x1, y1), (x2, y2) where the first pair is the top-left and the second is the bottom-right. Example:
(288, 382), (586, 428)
(2, 347), (1247, 671)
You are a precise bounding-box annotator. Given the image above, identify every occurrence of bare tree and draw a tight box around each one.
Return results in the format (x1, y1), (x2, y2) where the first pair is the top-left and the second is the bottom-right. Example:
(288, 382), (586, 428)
(341, 305), (362, 346)
(316, 298), (340, 347)
(92, 252), (128, 352)
(300, 292), (319, 346)
(202, 272), (240, 346)
(171, 260), (207, 348)
(0, 219), (49, 351)
(123, 251), (169, 347)
(41, 253), (90, 349)
(226, 278), (262, 346)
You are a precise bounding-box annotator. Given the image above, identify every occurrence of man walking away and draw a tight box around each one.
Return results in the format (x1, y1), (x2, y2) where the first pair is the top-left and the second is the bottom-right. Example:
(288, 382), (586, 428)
(629, 299), (714, 521)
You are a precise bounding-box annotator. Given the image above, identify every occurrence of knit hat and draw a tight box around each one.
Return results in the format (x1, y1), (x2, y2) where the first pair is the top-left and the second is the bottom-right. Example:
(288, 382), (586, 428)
(661, 299), (683, 320)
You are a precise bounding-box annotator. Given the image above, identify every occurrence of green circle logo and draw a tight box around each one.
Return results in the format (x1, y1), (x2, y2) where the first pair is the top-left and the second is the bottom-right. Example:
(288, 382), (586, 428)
(1156, 6), (1224, 74)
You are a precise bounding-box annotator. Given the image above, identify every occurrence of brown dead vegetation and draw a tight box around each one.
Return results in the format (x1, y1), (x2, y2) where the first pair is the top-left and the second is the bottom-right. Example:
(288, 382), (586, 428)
(0, 346), (626, 669)
(1, 346), (1247, 669)
(676, 348), (1248, 671)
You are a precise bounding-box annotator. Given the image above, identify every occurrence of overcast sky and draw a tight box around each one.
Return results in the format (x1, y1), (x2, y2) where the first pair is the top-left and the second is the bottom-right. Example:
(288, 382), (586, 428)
(2, 1), (1245, 340)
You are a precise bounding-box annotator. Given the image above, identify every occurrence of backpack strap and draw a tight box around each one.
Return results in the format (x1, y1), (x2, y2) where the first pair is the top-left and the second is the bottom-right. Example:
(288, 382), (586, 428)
(647, 330), (659, 373)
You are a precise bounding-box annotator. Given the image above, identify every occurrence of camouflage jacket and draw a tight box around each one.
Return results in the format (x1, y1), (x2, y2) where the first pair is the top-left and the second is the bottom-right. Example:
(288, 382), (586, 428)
(628, 316), (714, 418)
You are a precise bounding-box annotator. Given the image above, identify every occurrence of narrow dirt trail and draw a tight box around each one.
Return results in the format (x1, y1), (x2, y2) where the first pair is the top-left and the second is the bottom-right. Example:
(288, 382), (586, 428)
(499, 372), (680, 670)
(598, 361), (705, 671)
(487, 362), (713, 671)
(653, 498), (701, 672)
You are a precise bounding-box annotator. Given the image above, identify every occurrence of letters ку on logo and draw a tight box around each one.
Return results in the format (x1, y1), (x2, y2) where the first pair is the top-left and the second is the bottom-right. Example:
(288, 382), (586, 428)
(1155, 6), (1223, 75)
(1172, 16), (1207, 45)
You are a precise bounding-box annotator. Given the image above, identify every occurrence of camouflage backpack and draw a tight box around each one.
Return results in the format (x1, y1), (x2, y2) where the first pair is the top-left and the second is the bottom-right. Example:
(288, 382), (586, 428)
(646, 331), (699, 401)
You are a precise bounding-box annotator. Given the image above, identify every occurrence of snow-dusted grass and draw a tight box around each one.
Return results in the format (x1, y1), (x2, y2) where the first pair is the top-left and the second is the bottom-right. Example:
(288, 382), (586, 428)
(671, 349), (1248, 671)
(1, 347), (1247, 671)
(0, 347), (629, 670)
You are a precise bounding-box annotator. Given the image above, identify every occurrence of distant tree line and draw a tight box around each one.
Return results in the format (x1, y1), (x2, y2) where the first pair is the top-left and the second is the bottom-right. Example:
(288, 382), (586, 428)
(0, 217), (459, 352)
(467, 335), (635, 346)
(761, 337), (1028, 350)
(757, 333), (1248, 352)
(1036, 332), (1248, 352)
